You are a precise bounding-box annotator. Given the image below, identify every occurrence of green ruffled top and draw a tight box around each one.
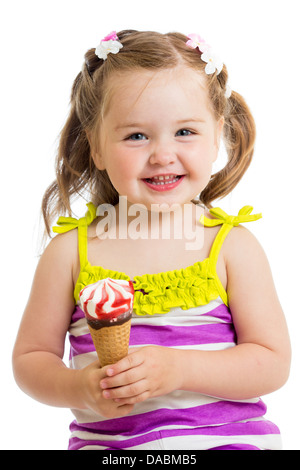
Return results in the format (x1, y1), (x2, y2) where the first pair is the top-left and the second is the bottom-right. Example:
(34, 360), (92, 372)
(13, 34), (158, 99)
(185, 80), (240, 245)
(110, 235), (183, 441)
(53, 203), (262, 316)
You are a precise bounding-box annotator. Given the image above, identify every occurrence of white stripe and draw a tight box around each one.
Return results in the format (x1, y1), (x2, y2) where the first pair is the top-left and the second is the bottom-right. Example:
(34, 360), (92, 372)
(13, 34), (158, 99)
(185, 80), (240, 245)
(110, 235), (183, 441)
(129, 342), (236, 351)
(71, 389), (260, 426)
(130, 433), (282, 451)
(69, 342), (236, 372)
(72, 430), (282, 450)
(131, 315), (226, 327)
(69, 318), (88, 336)
(69, 352), (96, 369)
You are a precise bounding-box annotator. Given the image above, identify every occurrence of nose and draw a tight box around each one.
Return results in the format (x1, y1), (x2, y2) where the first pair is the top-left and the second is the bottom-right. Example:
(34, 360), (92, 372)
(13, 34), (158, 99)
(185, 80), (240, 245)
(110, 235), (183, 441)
(149, 141), (177, 166)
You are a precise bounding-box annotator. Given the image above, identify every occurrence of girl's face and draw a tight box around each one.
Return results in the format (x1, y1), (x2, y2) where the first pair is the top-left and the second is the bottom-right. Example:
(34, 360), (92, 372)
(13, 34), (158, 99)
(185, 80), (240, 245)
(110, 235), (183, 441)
(92, 67), (223, 210)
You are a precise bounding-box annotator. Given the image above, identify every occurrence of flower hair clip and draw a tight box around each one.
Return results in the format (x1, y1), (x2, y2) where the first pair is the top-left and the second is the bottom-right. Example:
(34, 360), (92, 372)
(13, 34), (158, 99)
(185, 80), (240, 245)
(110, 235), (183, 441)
(95, 31), (123, 61)
(186, 34), (223, 75)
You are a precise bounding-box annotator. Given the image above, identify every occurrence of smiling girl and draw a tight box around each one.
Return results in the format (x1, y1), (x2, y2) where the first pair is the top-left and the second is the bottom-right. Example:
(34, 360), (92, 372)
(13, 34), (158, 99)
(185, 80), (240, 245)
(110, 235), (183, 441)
(13, 30), (291, 450)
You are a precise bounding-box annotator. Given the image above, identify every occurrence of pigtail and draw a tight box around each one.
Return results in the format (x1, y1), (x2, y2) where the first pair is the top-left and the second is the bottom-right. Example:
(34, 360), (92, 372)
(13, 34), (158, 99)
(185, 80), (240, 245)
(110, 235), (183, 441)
(41, 73), (91, 235)
(200, 90), (256, 208)
(41, 58), (119, 236)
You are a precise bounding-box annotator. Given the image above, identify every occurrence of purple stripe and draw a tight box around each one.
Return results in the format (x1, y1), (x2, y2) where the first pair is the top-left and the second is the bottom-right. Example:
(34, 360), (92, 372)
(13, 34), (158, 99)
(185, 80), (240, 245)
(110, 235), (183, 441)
(69, 321), (236, 359)
(70, 399), (268, 436)
(69, 418), (279, 450)
(69, 333), (94, 358)
(201, 303), (232, 323)
(129, 322), (236, 347)
(208, 444), (261, 450)
(72, 305), (84, 323)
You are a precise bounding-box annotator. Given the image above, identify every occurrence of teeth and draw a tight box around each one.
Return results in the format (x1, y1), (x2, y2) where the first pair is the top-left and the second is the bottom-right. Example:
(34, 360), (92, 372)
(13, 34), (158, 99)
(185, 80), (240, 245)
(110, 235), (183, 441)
(149, 175), (180, 185)
(153, 175), (170, 180)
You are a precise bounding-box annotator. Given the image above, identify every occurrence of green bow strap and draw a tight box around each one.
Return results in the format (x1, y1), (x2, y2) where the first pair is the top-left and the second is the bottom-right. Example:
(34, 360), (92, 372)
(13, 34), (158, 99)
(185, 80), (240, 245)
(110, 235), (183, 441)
(200, 205), (262, 227)
(52, 202), (97, 234)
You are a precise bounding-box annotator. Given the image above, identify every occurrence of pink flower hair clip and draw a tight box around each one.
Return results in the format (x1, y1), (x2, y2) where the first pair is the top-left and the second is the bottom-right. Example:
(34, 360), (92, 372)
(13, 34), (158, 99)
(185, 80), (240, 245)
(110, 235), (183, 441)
(95, 31), (123, 60)
(186, 34), (210, 53)
(186, 33), (223, 76)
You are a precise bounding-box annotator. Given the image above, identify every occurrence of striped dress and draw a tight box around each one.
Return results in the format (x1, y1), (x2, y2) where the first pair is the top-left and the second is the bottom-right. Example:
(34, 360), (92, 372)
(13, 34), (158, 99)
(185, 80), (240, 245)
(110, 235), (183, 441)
(54, 204), (282, 450)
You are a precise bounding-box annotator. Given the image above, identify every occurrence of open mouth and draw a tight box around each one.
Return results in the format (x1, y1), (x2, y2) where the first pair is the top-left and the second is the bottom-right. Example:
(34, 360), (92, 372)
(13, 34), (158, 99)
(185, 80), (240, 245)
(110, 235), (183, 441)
(142, 174), (185, 191)
(145, 175), (181, 185)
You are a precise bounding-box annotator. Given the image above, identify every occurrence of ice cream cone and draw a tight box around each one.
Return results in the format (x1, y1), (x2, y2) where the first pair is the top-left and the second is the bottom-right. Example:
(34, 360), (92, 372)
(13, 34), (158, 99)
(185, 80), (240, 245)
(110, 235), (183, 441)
(79, 278), (134, 368)
(88, 316), (132, 367)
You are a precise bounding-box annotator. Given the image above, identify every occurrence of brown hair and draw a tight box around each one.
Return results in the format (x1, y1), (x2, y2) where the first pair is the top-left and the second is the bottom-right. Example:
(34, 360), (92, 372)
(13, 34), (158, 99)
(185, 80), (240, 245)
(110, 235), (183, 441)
(42, 30), (256, 236)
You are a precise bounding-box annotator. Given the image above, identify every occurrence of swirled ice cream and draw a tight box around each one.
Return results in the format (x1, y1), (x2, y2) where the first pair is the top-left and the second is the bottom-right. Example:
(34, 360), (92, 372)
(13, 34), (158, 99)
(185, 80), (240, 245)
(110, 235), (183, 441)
(79, 278), (134, 329)
(79, 278), (134, 366)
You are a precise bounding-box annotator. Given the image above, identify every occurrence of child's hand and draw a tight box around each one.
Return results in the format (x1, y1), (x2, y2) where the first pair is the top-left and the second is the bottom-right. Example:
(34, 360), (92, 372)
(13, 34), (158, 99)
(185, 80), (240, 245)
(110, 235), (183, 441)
(77, 360), (134, 418)
(99, 346), (182, 405)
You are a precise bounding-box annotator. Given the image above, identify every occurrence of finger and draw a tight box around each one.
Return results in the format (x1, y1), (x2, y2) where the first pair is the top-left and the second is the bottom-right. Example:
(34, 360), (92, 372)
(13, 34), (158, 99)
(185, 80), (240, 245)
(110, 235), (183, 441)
(102, 379), (149, 400)
(101, 364), (145, 390)
(105, 349), (143, 377)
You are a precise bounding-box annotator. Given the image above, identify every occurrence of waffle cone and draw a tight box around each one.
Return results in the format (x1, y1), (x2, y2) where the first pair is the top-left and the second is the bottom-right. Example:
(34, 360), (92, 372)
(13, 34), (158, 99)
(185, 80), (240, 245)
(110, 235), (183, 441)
(88, 318), (131, 367)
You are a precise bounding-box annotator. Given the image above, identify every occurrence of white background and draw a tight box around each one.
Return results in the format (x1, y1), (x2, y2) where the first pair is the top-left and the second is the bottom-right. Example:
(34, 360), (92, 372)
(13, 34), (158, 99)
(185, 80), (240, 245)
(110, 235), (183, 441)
(1, 0), (299, 450)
